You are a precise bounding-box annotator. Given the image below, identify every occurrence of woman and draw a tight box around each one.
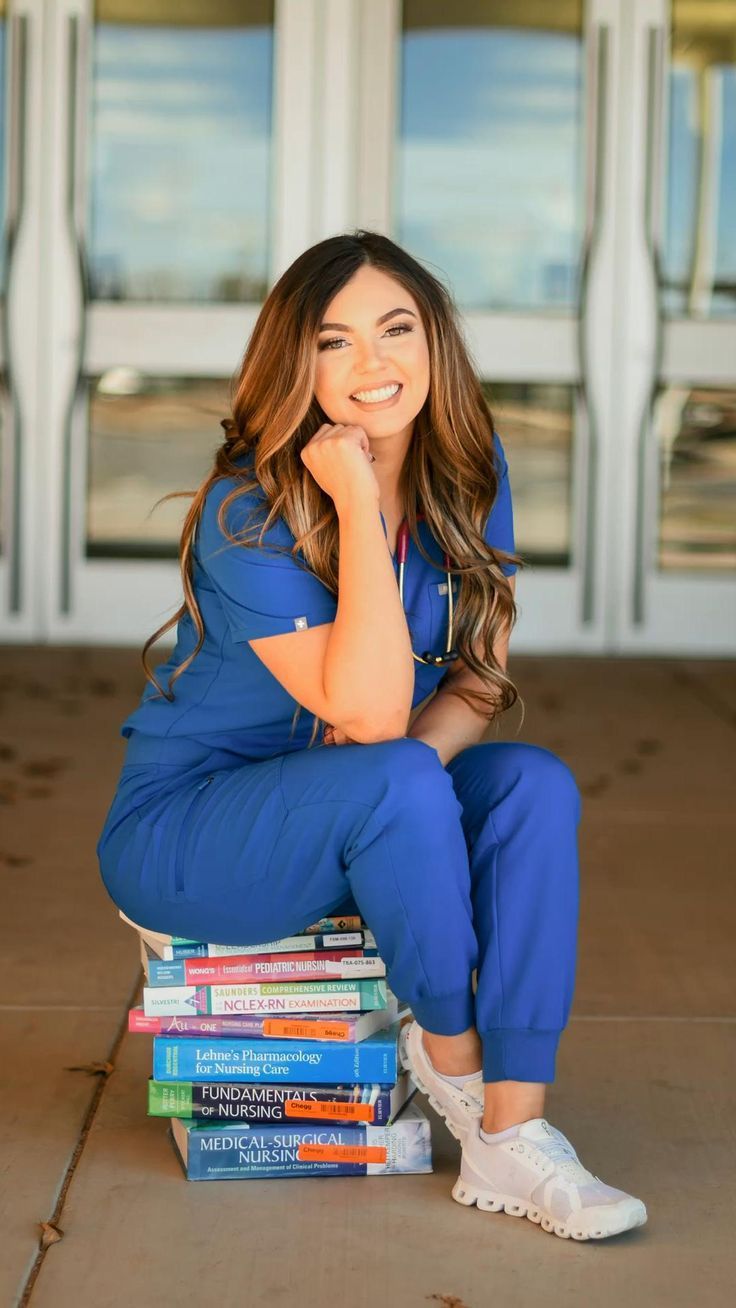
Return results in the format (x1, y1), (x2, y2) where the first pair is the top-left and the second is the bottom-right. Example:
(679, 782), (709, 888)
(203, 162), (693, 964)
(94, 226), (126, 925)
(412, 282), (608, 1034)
(97, 230), (647, 1240)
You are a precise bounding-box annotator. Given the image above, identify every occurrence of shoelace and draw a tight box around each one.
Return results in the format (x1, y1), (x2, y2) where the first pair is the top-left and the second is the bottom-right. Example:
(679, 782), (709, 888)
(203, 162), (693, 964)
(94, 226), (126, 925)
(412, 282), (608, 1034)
(527, 1129), (598, 1183)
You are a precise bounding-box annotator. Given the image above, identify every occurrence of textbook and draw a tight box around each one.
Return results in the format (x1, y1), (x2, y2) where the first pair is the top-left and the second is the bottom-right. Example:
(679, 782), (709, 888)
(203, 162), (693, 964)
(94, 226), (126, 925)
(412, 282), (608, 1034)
(151, 930), (377, 961)
(129, 992), (400, 1041)
(148, 1069), (415, 1125)
(152, 1020), (404, 1083)
(143, 978), (388, 1019)
(143, 929), (378, 961)
(141, 943), (386, 988)
(119, 909), (366, 957)
(169, 1099), (432, 1180)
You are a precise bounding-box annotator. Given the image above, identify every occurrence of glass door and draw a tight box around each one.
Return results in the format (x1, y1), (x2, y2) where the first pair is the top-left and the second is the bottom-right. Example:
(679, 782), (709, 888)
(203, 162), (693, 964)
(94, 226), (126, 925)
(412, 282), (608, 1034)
(613, 0), (736, 652)
(12, 0), (327, 645)
(356, 0), (615, 651)
(51, 0), (278, 645)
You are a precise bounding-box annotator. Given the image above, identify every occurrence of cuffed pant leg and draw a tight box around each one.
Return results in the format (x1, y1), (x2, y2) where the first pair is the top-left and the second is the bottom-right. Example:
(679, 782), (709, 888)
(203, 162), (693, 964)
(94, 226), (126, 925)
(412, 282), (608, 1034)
(479, 1028), (561, 1083)
(447, 742), (582, 1083)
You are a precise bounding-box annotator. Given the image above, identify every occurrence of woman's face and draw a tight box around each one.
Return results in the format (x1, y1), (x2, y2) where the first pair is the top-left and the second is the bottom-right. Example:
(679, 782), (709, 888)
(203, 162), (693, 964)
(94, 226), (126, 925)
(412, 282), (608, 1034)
(314, 265), (430, 440)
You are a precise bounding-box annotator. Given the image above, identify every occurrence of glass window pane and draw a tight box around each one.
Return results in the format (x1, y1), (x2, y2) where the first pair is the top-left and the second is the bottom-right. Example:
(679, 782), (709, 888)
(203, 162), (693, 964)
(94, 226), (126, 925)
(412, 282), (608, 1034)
(485, 381), (575, 567)
(87, 374), (576, 568)
(663, 1), (736, 319)
(655, 385), (736, 570)
(86, 373), (228, 557)
(396, 0), (585, 310)
(89, 1), (275, 303)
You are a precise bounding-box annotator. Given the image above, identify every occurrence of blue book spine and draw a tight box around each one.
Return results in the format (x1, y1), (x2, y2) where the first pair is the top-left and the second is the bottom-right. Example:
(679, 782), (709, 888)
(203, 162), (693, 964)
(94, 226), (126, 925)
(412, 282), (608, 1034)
(152, 1023), (400, 1084)
(149, 958), (195, 985)
(171, 1102), (432, 1180)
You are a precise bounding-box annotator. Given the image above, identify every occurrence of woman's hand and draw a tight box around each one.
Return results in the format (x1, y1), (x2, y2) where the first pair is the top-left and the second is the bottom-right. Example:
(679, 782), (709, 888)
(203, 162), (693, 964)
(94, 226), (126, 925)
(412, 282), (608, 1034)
(323, 725), (446, 766)
(300, 422), (379, 512)
(323, 723), (358, 747)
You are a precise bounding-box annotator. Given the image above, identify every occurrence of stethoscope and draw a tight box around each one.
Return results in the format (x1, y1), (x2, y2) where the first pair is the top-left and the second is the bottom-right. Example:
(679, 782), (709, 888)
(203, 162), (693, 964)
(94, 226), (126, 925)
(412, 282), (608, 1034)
(396, 513), (460, 667)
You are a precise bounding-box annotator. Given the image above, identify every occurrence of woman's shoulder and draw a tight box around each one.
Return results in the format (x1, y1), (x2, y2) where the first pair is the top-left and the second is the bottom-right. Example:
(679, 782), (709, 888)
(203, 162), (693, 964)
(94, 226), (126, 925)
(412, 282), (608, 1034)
(199, 457), (294, 554)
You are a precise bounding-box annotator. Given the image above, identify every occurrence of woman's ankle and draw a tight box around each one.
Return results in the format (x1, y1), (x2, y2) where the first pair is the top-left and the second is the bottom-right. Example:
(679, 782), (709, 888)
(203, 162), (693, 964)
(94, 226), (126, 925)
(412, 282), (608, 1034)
(482, 1114), (535, 1134)
(482, 1080), (546, 1133)
(421, 1027), (482, 1077)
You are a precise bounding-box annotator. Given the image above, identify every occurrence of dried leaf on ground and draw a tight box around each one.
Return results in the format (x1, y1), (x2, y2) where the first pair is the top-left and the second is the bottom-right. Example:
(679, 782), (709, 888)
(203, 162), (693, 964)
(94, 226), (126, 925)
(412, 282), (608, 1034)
(39, 1221), (64, 1249)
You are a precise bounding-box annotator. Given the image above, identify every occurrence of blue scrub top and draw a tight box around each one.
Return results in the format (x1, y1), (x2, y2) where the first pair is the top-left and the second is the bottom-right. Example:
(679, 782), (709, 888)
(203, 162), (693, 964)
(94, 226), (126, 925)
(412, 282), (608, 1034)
(119, 433), (517, 761)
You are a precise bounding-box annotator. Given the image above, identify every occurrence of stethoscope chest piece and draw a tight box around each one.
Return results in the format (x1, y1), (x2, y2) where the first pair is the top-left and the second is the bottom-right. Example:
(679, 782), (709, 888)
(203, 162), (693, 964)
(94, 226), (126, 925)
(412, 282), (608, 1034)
(419, 649), (460, 667)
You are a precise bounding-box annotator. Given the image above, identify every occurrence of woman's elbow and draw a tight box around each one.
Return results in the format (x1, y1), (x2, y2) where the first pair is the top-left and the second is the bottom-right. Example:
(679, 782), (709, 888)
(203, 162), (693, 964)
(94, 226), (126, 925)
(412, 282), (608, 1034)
(346, 705), (411, 744)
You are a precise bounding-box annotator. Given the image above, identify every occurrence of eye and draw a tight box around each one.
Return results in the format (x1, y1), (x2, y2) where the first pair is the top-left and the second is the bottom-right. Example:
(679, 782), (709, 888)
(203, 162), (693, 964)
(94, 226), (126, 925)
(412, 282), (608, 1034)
(318, 322), (414, 351)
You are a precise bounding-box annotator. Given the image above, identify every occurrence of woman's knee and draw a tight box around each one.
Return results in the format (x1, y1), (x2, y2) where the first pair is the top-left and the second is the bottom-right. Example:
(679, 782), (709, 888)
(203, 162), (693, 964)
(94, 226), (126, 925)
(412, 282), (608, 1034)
(357, 736), (462, 825)
(515, 742), (577, 810)
(506, 742), (581, 816)
(367, 735), (449, 786)
(344, 737), (471, 902)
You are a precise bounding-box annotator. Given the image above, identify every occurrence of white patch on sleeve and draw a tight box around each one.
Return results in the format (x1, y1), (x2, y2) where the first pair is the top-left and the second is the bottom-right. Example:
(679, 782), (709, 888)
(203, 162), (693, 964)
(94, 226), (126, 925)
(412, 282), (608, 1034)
(294, 615), (308, 630)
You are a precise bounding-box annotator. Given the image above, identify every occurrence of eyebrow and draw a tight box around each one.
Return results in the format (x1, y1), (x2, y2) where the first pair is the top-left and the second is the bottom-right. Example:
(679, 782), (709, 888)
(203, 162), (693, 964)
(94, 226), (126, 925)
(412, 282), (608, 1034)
(318, 307), (417, 331)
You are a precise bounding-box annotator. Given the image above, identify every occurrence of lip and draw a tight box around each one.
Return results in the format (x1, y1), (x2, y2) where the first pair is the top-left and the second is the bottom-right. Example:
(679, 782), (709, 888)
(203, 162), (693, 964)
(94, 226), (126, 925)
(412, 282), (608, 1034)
(349, 382), (403, 409)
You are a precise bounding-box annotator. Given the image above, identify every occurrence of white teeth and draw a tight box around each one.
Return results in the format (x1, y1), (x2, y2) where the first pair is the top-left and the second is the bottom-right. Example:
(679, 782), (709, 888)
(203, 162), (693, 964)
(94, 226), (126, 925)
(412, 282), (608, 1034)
(351, 383), (401, 402)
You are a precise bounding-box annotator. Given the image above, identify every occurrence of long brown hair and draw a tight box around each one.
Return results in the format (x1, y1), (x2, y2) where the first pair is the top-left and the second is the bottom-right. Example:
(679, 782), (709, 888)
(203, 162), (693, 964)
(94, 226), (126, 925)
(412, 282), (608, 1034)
(143, 229), (525, 747)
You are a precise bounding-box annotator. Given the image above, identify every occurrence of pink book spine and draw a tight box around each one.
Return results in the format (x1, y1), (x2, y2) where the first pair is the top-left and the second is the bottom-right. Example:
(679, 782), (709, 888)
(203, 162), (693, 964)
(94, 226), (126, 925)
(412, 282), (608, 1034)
(129, 1009), (162, 1033)
(127, 1007), (362, 1040)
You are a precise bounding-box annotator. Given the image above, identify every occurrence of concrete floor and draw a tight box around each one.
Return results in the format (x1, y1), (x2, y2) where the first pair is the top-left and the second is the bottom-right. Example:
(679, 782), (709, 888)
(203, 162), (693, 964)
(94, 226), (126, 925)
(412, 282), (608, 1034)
(2, 647), (735, 1308)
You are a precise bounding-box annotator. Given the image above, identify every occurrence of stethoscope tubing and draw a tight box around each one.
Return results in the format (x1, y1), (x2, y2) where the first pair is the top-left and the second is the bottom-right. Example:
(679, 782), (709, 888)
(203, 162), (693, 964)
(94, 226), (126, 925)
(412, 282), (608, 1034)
(396, 514), (458, 667)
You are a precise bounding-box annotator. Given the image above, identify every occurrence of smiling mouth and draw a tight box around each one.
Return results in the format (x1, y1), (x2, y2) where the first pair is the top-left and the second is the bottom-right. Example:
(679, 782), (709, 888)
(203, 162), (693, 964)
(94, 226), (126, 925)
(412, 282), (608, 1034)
(349, 384), (403, 405)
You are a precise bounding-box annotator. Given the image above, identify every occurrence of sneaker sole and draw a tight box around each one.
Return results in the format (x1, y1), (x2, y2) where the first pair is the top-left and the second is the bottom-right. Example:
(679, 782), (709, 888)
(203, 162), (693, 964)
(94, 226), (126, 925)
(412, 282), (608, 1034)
(451, 1177), (648, 1241)
(398, 1024), (480, 1146)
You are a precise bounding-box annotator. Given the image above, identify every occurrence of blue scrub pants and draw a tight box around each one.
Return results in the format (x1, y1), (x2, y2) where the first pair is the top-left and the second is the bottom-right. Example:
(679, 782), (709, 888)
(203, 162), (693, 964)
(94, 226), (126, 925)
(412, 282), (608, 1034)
(97, 735), (582, 1084)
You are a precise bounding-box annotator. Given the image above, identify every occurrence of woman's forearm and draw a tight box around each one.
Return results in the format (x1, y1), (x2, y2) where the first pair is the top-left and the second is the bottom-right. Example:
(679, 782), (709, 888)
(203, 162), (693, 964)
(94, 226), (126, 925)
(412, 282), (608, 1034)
(406, 670), (494, 766)
(323, 493), (414, 742)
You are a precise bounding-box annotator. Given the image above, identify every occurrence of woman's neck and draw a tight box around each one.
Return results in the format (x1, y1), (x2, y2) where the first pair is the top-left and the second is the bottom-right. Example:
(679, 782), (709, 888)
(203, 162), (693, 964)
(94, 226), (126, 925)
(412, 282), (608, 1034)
(368, 427), (413, 517)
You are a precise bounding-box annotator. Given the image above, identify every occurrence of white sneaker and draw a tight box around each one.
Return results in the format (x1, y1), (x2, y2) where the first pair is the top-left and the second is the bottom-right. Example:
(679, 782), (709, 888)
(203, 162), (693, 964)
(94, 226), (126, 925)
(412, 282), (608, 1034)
(453, 1117), (648, 1241)
(398, 1019), (484, 1145)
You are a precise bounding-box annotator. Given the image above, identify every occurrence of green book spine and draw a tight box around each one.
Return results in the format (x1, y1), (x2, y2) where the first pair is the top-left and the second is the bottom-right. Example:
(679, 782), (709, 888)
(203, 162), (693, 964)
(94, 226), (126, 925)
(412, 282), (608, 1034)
(148, 1081), (193, 1116)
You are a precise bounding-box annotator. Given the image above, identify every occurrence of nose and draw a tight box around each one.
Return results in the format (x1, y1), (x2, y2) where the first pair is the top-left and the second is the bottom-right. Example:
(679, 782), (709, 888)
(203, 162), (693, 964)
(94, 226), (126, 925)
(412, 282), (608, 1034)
(354, 338), (392, 371)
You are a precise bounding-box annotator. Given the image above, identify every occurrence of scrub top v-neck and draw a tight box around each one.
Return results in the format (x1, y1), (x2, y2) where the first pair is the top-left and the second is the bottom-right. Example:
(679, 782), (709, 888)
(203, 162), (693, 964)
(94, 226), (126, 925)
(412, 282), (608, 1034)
(118, 433), (517, 763)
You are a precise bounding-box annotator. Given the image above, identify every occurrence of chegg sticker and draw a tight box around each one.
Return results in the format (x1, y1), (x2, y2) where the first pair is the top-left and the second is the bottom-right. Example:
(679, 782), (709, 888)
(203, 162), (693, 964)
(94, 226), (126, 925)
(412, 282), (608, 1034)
(263, 1020), (350, 1041)
(285, 1098), (374, 1121)
(297, 1143), (387, 1164)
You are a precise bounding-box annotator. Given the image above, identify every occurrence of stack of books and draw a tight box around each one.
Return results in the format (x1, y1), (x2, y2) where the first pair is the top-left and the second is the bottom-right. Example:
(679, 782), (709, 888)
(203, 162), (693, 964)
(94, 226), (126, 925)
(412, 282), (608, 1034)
(120, 909), (433, 1182)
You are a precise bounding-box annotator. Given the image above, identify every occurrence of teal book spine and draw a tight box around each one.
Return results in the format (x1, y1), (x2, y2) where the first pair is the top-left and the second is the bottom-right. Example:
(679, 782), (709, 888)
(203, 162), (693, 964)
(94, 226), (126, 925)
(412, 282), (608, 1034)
(142, 978), (387, 1018)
